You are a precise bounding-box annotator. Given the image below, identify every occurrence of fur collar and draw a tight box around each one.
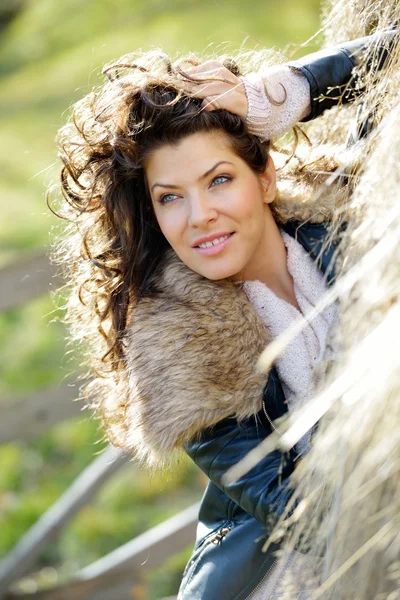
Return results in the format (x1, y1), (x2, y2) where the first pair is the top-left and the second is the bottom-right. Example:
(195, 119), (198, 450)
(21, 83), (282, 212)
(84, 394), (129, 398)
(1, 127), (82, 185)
(124, 250), (270, 466)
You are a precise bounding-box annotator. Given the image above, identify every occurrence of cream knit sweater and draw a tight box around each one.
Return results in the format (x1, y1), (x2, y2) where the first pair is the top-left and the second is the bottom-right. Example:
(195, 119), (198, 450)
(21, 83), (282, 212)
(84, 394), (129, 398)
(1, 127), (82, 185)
(244, 230), (338, 453)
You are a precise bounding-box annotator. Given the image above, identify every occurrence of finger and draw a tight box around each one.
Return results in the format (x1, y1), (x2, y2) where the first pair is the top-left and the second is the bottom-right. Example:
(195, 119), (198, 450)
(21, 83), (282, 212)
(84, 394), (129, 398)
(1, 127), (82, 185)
(190, 81), (233, 98)
(185, 70), (231, 84)
(199, 85), (247, 118)
(184, 60), (225, 75)
(181, 62), (235, 82)
(201, 96), (222, 111)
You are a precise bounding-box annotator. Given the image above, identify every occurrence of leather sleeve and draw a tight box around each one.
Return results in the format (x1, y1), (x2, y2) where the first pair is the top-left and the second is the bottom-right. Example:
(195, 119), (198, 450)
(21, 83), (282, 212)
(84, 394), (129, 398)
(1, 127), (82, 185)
(184, 413), (297, 527)
(289, 28), (398, 121)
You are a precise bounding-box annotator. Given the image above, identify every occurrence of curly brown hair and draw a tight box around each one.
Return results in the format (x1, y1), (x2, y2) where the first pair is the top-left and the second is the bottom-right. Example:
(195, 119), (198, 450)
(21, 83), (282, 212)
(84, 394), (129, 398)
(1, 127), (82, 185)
(49, 50), (279, 445)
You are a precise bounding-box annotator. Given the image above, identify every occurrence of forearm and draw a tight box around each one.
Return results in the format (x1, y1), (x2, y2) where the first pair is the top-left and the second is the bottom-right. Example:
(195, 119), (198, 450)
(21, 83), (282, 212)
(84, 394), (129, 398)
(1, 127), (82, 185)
(290, 27), (398, 121)
(241, 28), (397, 139)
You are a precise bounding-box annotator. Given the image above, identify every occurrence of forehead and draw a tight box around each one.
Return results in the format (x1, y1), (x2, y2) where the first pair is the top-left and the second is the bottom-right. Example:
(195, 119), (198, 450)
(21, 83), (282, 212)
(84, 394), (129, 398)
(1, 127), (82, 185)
(144, 130), (239, 185)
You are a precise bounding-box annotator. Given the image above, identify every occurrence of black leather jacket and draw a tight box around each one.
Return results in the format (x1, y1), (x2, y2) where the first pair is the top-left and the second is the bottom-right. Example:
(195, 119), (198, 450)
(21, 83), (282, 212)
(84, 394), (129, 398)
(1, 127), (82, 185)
(178, 221), (337, 600)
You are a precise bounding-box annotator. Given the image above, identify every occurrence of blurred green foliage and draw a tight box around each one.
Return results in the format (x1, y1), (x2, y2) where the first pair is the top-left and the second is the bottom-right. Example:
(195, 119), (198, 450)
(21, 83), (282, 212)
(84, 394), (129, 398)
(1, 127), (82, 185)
(0, 0), (321, 597)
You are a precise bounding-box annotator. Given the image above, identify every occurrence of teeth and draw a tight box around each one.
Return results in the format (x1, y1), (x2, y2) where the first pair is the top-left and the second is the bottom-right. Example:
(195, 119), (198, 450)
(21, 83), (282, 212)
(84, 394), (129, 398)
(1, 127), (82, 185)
(198, 234), (230, 249)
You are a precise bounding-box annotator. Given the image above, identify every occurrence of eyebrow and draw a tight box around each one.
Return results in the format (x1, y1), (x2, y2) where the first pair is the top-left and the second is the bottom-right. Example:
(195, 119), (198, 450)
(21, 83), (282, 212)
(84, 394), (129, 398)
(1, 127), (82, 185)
(150, 161), (234, 193)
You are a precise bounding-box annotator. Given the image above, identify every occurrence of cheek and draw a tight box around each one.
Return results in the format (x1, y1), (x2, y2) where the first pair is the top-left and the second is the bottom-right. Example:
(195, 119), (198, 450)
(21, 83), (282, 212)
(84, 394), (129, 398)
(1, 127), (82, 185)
(153, 207), (184, 246)
(232, 185), (265, 223)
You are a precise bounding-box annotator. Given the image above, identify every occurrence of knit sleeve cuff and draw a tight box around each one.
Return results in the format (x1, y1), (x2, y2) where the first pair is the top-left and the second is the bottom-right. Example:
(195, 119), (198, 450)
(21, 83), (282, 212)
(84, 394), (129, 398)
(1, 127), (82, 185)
(240, 66), (312, 140)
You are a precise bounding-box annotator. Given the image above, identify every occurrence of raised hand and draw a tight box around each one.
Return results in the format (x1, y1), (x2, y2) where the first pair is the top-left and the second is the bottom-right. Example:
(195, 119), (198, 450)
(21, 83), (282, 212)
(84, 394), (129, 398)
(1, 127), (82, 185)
(181, 60), (249, 118)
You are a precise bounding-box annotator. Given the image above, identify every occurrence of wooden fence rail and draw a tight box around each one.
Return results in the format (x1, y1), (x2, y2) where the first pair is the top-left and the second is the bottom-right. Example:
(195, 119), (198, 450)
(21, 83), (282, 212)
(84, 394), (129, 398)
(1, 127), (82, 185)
(77, 501), (200, 580)
(5, 569), (143, 600)
(0, 446), (129, 596)
(4, 503), (199, 600)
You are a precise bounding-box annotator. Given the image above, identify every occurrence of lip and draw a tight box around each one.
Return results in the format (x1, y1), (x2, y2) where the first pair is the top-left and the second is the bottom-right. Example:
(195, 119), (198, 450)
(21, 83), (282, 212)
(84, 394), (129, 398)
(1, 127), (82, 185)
(192, 232), (234, 247)
(193, 232), (234, 256)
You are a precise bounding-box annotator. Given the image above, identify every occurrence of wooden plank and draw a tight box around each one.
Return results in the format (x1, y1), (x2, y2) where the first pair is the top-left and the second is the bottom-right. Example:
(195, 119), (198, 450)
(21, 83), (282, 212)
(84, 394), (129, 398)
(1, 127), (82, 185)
(5, 570), (144, 600)
(0, 380), (83, 445)
(0, 251), (60, 313)
(4, 503), (199, 600)
(0, 446), (129, 595)
(76, 501), (200, 579)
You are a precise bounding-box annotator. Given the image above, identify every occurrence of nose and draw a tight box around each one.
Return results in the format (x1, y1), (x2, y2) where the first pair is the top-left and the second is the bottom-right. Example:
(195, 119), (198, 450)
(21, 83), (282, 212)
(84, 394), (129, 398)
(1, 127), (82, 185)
(187, 191), (218, 228)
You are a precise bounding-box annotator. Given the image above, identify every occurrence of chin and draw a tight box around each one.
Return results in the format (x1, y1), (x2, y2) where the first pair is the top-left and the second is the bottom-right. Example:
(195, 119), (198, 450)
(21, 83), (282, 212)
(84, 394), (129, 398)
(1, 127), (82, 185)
(182, 253), (245, 281)
(195, 264), (241, 282)
(203, 272), (229, 281)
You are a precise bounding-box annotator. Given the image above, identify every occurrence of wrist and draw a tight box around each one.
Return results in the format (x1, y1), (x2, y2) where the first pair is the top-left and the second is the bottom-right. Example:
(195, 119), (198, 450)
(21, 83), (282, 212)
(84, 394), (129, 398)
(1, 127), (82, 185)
(239, 74), (271, 139)
(240, 67), (311, 140)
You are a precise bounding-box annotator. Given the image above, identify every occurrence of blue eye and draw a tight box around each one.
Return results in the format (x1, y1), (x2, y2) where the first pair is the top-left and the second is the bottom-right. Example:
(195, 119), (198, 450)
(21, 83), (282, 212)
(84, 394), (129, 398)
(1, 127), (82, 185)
(159, 193), (178, 205)
(212, 175), (231, 186)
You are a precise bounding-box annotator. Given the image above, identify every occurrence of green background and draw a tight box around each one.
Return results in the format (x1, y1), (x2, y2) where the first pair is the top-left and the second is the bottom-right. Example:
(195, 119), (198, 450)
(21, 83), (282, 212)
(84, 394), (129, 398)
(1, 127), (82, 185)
(0, 0), (321, 597)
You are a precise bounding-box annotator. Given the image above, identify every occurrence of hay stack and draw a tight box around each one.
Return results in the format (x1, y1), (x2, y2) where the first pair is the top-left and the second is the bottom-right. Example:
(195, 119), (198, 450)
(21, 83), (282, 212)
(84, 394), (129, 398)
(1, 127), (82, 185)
(277, 2), (400, 598)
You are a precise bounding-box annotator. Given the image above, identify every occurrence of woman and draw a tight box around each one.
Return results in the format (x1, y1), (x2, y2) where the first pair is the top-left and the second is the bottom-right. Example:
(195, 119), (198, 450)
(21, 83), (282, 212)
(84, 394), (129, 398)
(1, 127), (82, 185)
(52, 29), (396, 599)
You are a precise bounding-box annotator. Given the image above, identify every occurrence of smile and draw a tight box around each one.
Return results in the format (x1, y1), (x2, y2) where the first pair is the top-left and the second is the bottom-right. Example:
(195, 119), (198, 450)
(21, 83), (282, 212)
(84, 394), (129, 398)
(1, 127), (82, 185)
(194, 233), (234, 255)
(198, 234), (231, 248)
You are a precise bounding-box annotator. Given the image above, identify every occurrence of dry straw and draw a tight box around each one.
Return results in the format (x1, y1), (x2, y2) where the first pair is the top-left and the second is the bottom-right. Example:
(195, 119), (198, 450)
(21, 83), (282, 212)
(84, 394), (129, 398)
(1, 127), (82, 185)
(230, 1), (400, 598)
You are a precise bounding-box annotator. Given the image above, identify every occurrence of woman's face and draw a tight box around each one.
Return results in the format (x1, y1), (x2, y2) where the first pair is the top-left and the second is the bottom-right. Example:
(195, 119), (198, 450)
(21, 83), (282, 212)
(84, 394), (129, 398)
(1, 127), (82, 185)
(145, 130), (277, 280)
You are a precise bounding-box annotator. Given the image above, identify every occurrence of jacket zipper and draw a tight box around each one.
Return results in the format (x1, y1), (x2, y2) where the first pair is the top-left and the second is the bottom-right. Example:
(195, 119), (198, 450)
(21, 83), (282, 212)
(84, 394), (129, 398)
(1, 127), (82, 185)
(179, 525), (232, 596)
(244, 556), (278, 599)
(209, 526), (232, 545)
(185, 525), (232, 568)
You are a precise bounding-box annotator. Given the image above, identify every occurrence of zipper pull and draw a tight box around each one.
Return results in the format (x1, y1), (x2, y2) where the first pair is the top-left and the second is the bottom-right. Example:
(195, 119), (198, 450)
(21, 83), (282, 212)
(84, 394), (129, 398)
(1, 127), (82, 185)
(211, 526), (232, 545)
